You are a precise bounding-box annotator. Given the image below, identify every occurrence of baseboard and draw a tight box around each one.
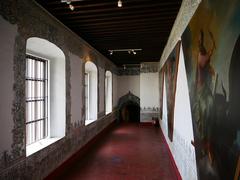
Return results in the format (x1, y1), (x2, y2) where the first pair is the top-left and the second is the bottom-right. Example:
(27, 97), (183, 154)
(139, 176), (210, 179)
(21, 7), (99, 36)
(45, 120), (116, 179)
(139, 122), (153, 126)
(159, 127), (182, 180)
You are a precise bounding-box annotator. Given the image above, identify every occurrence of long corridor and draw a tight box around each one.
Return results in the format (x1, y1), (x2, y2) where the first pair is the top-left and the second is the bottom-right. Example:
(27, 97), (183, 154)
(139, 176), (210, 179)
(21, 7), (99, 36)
(48, 123), (180, 180)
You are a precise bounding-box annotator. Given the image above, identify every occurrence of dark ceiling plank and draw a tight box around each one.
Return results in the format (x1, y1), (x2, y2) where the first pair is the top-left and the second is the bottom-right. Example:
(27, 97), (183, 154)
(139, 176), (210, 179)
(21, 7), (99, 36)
(88, 36), (169, 43)
(62, 11), (177, 25)
(38, 0), (163, 6)
(52, 2), (181, 16)
(47, 0), (177, 10)
(52, 1), (181, 13)
(80, 29), (170, 36)
(69, 20), (174, 30)
(86, 39), (167, 47)
(66, 16), (176, 27)
(75, 26), (172, 36)
(58, 6), (179, 21)
(79, 29), (170, 37)
(72, 22), (173, 30)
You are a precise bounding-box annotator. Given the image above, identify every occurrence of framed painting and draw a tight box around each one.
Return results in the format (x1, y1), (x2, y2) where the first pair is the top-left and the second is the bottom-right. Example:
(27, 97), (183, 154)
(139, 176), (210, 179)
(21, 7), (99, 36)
(164, 41), (181, 141)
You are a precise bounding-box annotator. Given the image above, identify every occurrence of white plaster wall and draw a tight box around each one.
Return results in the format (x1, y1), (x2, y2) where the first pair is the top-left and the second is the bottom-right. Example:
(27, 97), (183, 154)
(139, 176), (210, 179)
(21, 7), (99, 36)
(70, 53), (83, 126)
(112, 73), (118, 108)
(140, 72), (159, 108)
(99, 67), (105, 113)
(117, 75), (140, 99)
(0, 16), (17, 153)
(160, 44), (197, 180)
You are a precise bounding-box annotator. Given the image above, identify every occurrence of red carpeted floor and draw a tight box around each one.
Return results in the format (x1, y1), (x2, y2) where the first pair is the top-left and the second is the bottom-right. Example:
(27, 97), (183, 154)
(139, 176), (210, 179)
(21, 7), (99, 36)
(48, 123), (181, 180)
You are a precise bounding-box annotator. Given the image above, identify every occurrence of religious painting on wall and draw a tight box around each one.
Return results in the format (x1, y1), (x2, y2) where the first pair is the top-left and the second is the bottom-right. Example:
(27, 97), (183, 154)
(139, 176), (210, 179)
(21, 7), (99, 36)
(181, 0), (240, 179)
(164, 41), (181, 141)
(159, 69), (164, 120)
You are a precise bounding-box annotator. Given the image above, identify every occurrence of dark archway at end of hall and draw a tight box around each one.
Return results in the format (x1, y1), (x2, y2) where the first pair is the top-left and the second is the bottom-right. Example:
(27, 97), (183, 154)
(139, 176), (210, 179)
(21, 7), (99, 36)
(117, 91), (140, 123)
(120, 102), (140, 122)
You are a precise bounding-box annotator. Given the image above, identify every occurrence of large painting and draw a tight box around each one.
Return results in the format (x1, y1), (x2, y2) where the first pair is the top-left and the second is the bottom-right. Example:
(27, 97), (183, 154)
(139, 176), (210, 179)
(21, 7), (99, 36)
(164, 41), (181, 141)
(182, 0), (240, 179)
(159, 69), (164, 120)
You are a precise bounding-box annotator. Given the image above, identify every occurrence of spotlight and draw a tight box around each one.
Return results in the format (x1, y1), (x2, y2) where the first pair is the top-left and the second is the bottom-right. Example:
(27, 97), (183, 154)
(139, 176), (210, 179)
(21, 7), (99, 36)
(132, 50), (136, 55)
(118, 0), (122, 7)
(123, 65), (126, 70)
(69, 4), (74, 11)
(110, 51), (113, 55)
(128, 50), (131, 54)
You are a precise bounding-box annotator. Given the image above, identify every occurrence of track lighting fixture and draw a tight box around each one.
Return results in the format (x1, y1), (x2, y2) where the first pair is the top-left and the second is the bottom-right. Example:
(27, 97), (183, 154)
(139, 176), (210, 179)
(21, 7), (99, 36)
(118, 0), (122, 8)
(61, 0), (75, 11)
(69, 4), (74, 11)
(122, 64), (141, 70)
(108, 48), (142, 55)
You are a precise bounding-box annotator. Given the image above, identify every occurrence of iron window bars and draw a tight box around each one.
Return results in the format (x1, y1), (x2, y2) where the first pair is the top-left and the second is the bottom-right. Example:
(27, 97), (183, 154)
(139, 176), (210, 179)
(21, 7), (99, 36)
(25, 54), (48, 145)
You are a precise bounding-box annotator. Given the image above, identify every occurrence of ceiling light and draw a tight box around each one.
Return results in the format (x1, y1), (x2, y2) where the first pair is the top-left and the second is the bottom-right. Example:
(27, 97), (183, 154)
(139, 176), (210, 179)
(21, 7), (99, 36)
(118, 0), (122, 8)
(61, 0), (75, 11)
(69, 4), (74, 10)
(108, 48), (142, 55)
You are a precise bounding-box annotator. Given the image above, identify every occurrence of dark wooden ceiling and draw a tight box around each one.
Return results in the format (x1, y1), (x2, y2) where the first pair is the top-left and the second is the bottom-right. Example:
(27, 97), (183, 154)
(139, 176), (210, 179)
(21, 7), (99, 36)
(35, 0), (182, 66)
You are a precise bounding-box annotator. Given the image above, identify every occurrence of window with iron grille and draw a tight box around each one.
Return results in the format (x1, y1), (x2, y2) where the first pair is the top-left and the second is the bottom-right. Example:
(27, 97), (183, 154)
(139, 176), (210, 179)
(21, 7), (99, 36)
(25, 54), (49, 145)
(105, 71), (112, 114)
(85, 72), (90, 121)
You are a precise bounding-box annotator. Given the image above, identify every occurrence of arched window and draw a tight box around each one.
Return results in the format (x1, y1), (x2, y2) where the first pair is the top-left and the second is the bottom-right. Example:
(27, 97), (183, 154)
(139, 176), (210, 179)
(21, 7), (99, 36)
(85, 61), (98, 125)
(26, 37), (66, 156)
(105, 71), (112, 114)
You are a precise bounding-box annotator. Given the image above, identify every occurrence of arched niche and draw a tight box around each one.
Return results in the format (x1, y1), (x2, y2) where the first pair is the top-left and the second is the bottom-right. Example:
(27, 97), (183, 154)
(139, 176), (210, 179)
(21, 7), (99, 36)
(117, 91), (140, 122)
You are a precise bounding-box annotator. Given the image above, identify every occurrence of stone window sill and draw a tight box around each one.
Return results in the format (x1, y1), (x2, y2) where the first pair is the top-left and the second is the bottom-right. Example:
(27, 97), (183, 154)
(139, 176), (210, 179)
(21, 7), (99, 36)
(26, 137), (63, 157)
(85, 119), (97, 126)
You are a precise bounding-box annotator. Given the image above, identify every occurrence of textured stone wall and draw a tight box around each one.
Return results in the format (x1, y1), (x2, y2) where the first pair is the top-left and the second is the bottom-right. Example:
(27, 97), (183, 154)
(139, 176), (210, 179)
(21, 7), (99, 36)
(0, 0), (117, 178)
(159, 0), (201, 68)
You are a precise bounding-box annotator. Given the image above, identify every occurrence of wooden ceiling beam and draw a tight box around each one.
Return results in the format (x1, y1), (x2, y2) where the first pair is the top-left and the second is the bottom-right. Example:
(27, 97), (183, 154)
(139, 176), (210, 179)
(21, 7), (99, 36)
(73, 25), (172, 34)
(66, 16), (175, 27)
(61, 11), (177, 25)
(79, 29), (170, 37)
(69, 20), (174, 30)
(59, 7), (178, 21)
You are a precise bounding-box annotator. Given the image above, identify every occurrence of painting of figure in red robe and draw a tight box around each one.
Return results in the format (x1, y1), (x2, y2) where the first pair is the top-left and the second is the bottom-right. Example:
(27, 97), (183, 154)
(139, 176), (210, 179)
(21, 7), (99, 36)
(182, 0), (240, 179)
